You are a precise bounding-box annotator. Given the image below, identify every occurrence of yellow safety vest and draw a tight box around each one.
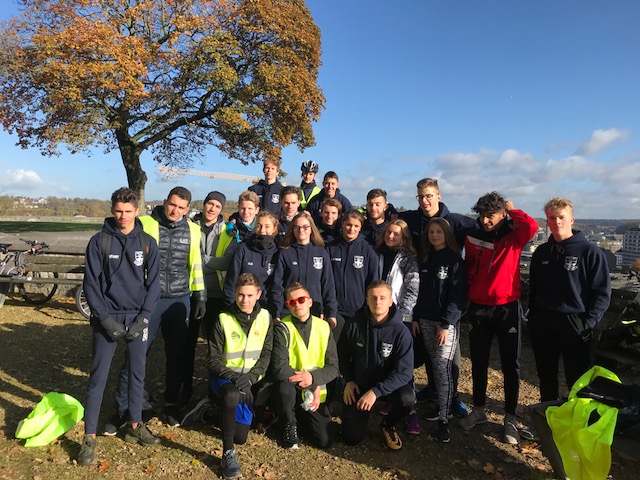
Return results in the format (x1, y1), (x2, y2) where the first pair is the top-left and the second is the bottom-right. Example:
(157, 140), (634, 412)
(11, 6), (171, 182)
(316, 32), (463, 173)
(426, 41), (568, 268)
(546, 366), (620, 480)
(281, 315), (330, 403)
(299, 186), (321, 210)
(214, 226), (236, 288)
(220, 310), (271, 378)
(139, 215), (205, 292)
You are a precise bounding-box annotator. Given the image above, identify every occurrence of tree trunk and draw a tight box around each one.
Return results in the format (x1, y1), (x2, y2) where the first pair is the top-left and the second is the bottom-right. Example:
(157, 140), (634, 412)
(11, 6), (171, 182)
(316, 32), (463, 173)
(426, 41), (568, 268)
(115, 128), (148, 212)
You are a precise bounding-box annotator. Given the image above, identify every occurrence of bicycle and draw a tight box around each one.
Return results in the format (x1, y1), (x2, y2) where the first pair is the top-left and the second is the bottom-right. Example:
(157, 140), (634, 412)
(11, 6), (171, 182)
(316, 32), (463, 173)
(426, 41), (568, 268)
(0, 239), (59, 305)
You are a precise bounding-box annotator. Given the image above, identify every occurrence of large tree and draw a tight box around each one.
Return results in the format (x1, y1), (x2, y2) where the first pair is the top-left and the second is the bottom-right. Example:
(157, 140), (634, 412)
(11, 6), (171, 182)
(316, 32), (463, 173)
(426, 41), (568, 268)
(0, 0), (324, 204)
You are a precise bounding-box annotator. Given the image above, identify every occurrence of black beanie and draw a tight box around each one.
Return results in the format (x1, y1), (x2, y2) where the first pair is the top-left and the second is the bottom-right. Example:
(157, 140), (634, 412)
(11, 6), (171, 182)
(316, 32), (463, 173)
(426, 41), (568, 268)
(204, 191), (226, 208)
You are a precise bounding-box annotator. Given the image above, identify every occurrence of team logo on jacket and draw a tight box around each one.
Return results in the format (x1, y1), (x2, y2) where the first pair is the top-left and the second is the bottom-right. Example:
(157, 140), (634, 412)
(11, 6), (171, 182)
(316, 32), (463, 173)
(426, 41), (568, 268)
(313, 257), (323, 270)
(437, 266), (449, 280)
(353, 255), (364, 269)
(231, 331), (241, 342)
(134, 251), (144, 267)
(381, 342), (393, 358)
(271, 194), (280, 204)
(564, 256), (579, 271)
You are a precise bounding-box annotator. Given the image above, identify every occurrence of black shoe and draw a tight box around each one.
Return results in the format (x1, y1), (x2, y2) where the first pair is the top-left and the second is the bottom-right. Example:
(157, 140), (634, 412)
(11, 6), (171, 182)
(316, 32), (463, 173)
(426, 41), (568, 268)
(422, 404), (453, 422)
(416, 386), (438, 404)
(164, 405), (181, 427)
(102, 410), (128, 436)
(124, 423), (161, 446)
(283, 422), (299, 449)
(77, 435), (97, 465)
(182, 398), (217, 427)
(436, 420), (450, 443)
(221, 448), (242, 479)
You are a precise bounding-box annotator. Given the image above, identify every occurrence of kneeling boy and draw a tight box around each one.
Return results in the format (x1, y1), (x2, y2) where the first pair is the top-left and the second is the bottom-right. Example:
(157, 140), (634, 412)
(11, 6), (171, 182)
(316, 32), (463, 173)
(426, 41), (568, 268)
(271, 282), (339, 449)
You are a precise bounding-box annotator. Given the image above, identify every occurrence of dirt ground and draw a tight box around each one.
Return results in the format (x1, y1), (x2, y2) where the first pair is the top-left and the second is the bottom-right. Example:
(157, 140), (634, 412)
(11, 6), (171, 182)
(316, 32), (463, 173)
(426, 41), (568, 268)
(0, 295), (639, 480)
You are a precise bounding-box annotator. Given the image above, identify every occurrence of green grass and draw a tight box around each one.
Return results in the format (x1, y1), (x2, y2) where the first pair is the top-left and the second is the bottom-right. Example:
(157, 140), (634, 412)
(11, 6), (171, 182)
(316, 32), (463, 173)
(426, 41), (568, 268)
(0, 221), (101, 233)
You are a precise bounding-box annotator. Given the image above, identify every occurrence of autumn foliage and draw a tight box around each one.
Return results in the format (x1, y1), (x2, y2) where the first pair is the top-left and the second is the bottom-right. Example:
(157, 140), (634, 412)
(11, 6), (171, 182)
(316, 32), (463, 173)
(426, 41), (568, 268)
(0, 0), (324, 203)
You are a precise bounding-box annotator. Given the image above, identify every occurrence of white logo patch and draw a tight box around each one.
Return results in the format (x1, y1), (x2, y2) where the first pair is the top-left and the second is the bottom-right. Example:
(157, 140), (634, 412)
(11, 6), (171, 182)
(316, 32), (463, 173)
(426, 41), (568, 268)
(266, 263), (274, 275)
(437, 266), (449, 280)
(179, 238), (189, 244)
(271, 194), (280, 204)
(564, 256), (578, 271)
(381, 342), (393, 358)
(313, 257), (323, 270)
(134, 250), (144, 267)
(353, 255), (364, 269)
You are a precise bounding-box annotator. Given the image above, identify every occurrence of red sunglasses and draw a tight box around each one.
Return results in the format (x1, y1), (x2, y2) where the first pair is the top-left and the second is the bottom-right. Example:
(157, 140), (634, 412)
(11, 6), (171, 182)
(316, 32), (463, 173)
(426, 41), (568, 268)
(286, 296), (310, 308)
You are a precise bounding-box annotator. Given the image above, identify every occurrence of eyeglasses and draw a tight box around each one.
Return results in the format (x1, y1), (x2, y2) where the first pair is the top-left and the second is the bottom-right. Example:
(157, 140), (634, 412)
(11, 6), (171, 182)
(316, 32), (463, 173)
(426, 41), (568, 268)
(416, 194), (436, 201)
(292, 225), (311, 231)
(286, 296), (310, 308)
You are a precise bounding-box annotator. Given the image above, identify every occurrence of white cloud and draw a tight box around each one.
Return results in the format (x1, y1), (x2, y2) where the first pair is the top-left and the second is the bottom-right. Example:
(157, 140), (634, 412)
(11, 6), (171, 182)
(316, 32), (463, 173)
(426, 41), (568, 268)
(0, 169), (45, 192)
(578, 128), (630, 155)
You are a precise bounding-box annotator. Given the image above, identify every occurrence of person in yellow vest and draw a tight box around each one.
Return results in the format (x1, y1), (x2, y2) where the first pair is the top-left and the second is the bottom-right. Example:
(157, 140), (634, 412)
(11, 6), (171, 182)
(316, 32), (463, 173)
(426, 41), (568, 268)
(205, 273), (273, 480)
(299, 160), (322, 210)
(271, 282), (339, 449)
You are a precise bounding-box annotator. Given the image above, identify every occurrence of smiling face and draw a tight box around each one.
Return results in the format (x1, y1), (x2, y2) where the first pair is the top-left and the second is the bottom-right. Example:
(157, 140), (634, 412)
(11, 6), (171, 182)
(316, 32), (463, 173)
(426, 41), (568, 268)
(203, 199), (223, 225)
(366, 195), (388, 224)
(427, 223), (446, 250)
(323, 177), (338, 198)
(342, 217), (362, 242)
(479, 210), (507, 232)
(112, 202), (140, 234)
(546, 207), (574, 242)
(321, 205), (340, 226)
(256, 215), (277, 236)
(164, 194), (190, 222)
(292, 216), (312, 244)
(235, 284), (261, 314)
(416, 186), (441, 217)
(384, 224), (403, 249)
(302, 171), (316, 184)
(238, 200), (258, 223)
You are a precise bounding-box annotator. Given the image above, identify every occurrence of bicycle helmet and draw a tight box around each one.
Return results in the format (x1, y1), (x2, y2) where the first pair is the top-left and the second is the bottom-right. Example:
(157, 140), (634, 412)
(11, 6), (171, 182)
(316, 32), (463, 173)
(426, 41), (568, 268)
(301, 160), (319, 173)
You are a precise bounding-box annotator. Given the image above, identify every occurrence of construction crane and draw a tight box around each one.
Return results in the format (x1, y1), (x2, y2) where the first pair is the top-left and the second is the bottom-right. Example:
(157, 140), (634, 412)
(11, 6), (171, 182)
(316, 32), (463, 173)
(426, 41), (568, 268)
(157, 165), (260, 183)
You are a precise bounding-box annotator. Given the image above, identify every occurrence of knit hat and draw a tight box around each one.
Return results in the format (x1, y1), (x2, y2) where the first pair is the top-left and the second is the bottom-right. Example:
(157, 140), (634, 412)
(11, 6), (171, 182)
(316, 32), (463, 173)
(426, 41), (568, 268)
(204, 191), (226, 208)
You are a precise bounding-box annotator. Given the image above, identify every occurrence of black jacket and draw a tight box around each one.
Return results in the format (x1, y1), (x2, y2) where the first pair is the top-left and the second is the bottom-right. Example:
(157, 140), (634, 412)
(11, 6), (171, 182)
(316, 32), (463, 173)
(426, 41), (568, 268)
(249, 180), (284, 214)
(338, 304), (414, 397)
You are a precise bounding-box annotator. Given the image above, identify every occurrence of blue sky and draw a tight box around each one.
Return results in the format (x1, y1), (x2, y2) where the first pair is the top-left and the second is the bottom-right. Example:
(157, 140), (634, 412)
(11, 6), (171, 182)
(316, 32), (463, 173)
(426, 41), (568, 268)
(1, 0), (639, 218)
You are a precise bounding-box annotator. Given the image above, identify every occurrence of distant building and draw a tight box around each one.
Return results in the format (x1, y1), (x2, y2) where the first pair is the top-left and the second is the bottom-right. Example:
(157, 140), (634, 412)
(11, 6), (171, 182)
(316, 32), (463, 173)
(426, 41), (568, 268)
(618, 226), (640, 266)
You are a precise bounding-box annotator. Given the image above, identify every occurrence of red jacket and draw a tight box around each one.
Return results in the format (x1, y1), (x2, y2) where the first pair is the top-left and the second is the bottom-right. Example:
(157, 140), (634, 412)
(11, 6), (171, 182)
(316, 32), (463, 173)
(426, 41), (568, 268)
(464, 209), (538, 306)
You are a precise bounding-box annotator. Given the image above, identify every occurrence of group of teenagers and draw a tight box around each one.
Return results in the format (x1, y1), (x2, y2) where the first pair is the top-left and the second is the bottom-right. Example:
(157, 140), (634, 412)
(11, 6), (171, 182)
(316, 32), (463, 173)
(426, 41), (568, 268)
(77, 158), (612, 480)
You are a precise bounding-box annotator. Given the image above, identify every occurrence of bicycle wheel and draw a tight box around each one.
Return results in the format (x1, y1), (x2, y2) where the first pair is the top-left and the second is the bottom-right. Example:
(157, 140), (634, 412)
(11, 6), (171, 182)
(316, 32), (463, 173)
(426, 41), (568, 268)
(19, 272), (58, 305)
(75, 284), (91, 319)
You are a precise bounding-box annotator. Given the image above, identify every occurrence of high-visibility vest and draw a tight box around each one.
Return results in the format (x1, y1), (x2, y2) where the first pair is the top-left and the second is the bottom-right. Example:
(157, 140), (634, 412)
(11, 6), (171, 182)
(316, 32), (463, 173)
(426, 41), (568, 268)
(139, 216), (205, 292)
(214, 225), (236, 288)
(299, 186), (321, 210)
(219, 310), (271, 378)
(546, 366), (620, 480)
(281, 315), (330, 403)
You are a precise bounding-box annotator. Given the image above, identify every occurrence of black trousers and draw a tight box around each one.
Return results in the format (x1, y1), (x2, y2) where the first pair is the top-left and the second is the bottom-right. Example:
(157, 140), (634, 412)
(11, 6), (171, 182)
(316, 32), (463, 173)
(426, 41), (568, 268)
(528, 310), (594, 402)
(341, 383), (414, 446)
(467, 301), (522, 415)
(273, 381), (334, 448)
(218, 382), (251, 452)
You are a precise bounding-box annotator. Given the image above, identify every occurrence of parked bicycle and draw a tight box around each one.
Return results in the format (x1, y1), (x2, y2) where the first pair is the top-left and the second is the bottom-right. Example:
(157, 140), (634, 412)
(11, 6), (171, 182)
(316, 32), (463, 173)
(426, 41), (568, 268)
(0, 239), (59, 305)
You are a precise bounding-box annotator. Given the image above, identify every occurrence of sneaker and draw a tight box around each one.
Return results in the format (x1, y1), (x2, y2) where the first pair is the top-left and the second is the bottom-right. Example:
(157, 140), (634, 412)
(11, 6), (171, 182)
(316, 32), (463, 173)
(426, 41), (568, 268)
(504, 414), (519, 445)
(436, 420), (451, 443)
(458, 407), (488, 431)
(422, 404), (453, 422)
(164, 405), (181, 427)
(283, 422), (299, 449)
(102, 410), (128, 436)
(182, 398), (217, 427)
(416, 386), (438, 404)
(77, 435), (97, 466)
(452, 395), (470, 418)
(519, 426), (539, 442)
(124, 423), (161, 446)
(406, 411), (421, 435)
(378, 403), (390, 416)
(380, 421), (402, 450)
(221, 448), (242, 480)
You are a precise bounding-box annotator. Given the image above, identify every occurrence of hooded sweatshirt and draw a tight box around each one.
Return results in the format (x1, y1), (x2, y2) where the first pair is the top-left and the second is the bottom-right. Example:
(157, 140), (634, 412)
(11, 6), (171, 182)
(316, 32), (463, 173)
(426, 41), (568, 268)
(529, 230), (611, 329)
(249, 179), (284, 214)
(83, 217), (160, 322)
(338, 304), (414, 397)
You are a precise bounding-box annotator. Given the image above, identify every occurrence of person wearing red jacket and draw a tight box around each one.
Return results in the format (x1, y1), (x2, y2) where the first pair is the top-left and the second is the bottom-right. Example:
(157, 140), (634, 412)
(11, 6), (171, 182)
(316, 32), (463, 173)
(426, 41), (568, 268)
(459, 192), (538, 445)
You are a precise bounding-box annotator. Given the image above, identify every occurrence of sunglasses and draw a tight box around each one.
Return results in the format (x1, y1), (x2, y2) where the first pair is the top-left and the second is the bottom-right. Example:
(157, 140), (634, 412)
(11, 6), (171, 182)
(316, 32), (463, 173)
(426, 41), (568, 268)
(286, 296), (310, 308)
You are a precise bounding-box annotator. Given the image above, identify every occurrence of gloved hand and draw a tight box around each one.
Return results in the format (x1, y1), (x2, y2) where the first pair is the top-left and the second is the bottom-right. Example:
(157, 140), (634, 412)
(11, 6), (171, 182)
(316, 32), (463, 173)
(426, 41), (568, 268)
(126, 314), (148, 341)
(193, 301), (206, 320)
(580, 327), (593, 343)
(239, 389), (254, 406)
(235, 374), (252, 392)
(101, 316), (127, 342)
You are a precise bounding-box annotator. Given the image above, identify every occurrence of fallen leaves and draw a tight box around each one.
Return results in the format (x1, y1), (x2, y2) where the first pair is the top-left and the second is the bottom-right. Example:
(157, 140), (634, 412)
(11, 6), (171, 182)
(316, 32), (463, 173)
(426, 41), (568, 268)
(97, 460), (110, 473)
(255, 463), (277, 479)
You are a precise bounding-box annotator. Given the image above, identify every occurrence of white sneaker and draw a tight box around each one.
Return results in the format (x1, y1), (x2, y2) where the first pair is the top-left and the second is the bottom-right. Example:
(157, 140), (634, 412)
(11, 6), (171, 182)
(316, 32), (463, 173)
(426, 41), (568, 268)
(458, 408), (488, 431)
